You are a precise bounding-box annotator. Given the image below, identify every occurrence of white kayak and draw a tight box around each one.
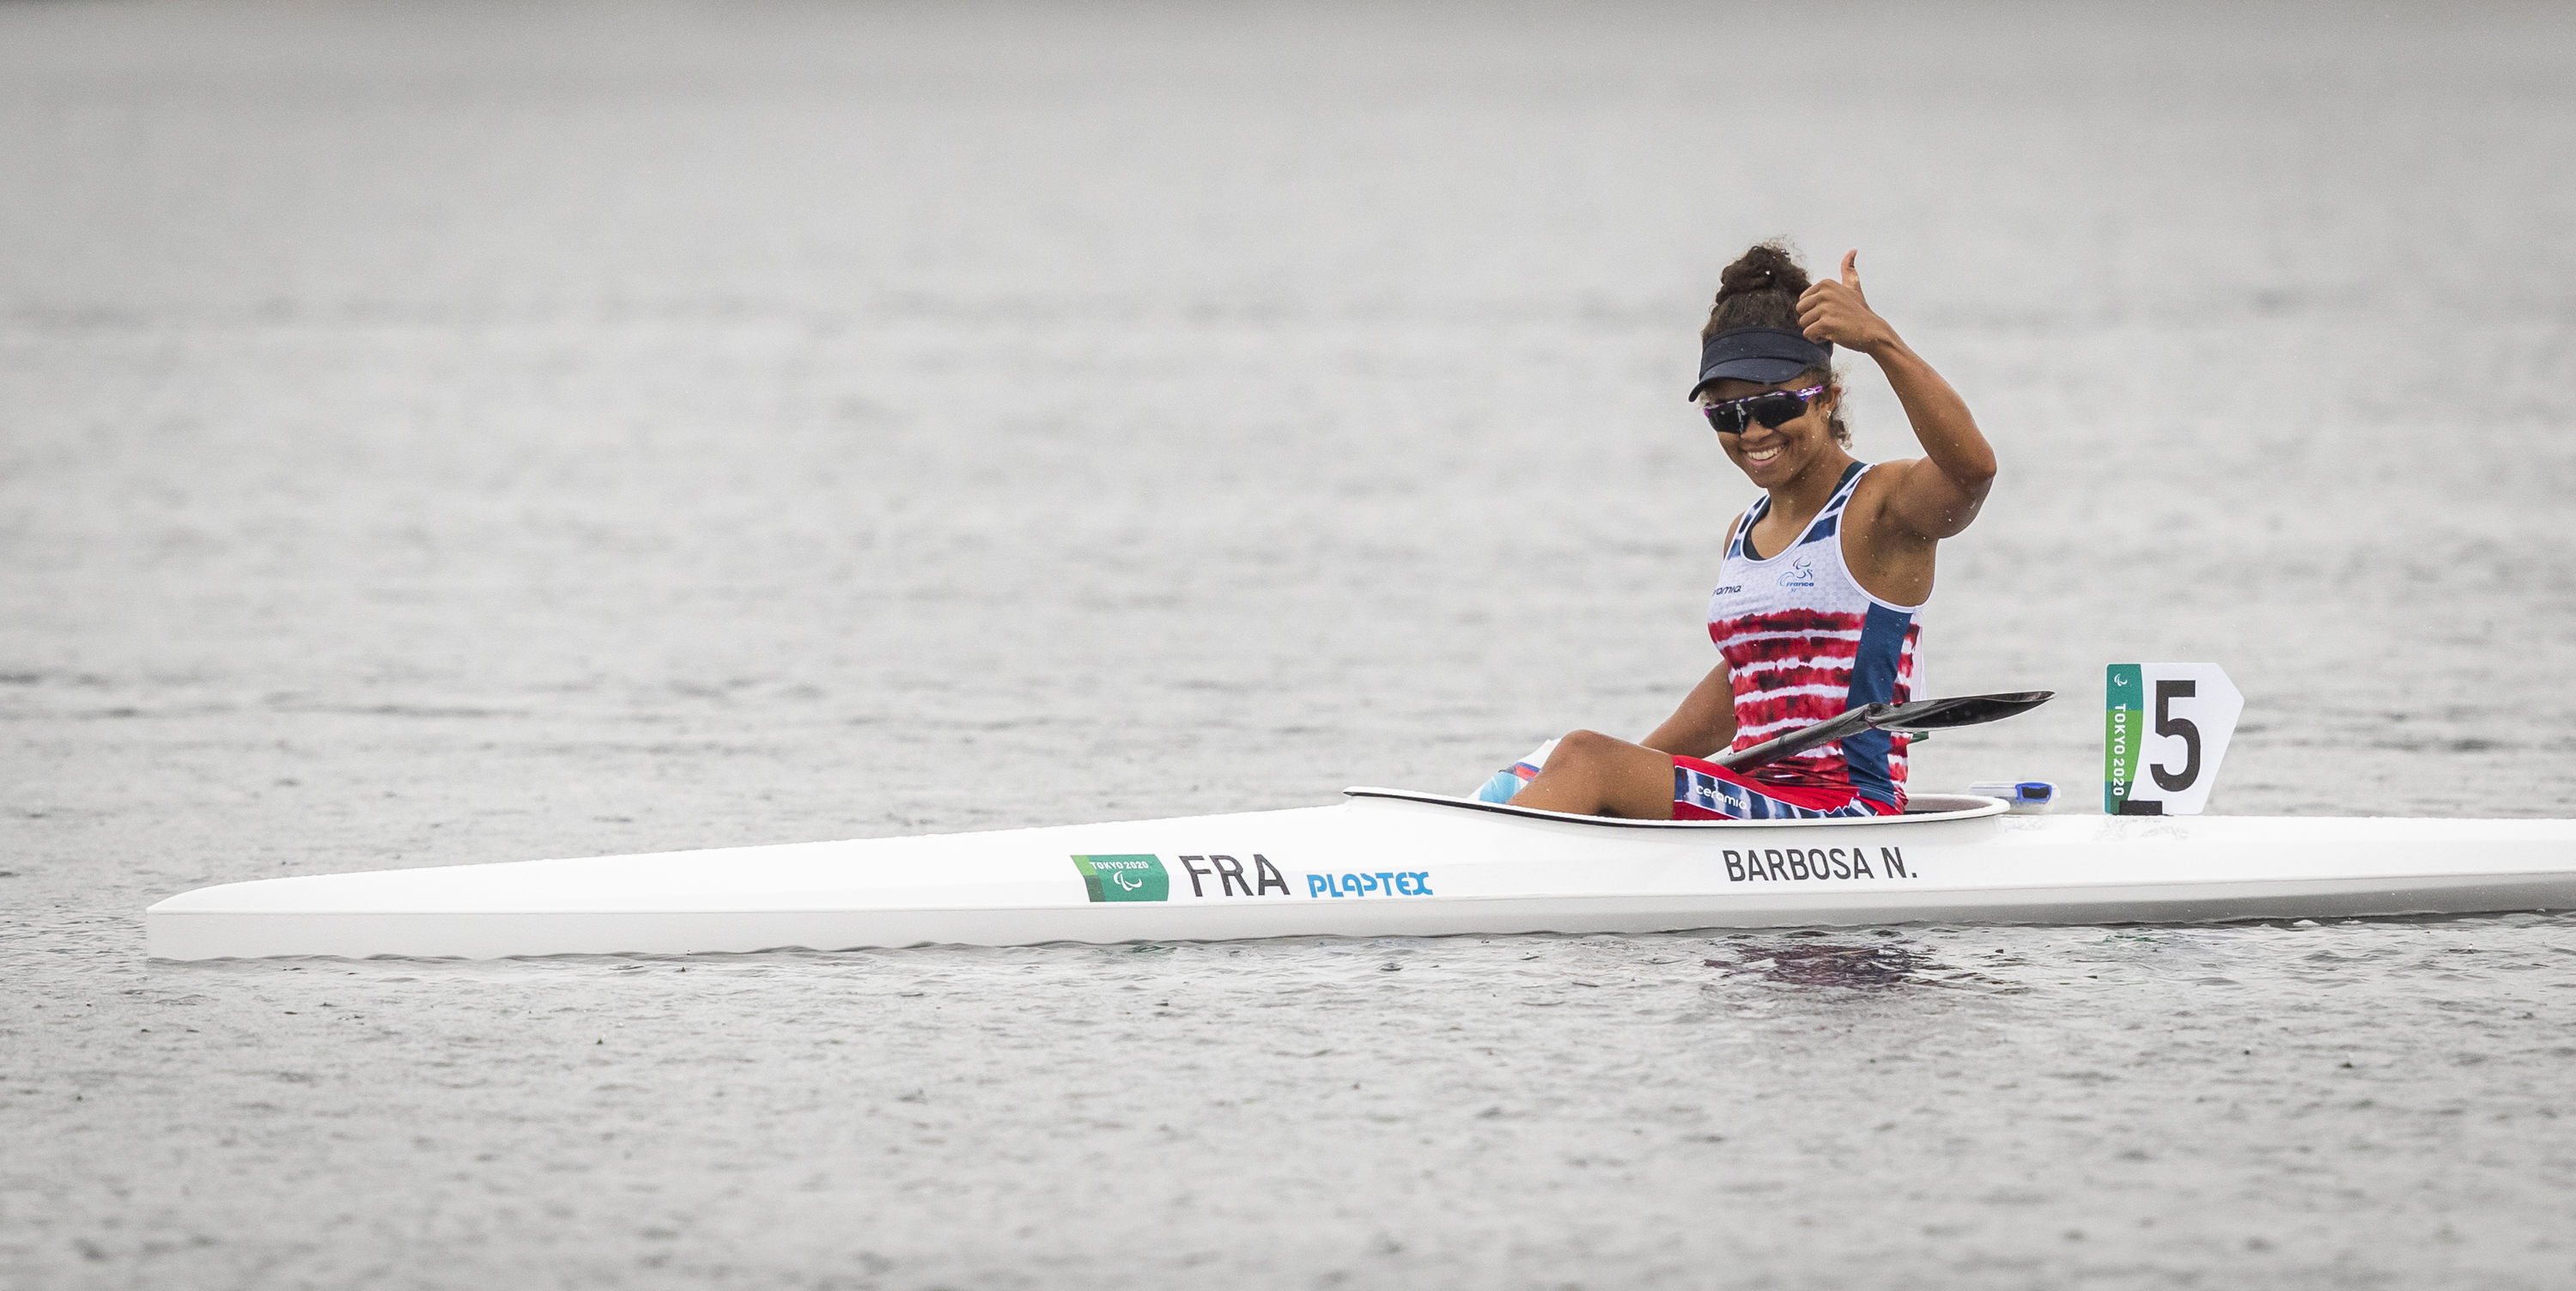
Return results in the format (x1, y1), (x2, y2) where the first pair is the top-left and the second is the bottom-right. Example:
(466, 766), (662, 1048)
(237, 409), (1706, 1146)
(145, 789), (2576, 960)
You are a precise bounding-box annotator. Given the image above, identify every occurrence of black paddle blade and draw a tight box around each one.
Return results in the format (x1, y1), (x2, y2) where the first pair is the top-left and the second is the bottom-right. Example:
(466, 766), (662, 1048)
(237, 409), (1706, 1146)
(1868, 691), (2054, 733)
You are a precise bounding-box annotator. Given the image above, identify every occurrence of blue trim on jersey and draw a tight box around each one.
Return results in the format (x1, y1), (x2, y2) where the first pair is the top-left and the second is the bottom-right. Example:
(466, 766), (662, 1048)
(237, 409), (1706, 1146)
(1792, 462), (1866, 547)
(1730, 494), (1770, 559)
(1841, 600), (1913, 806)
(1737, 462), (1863, 561)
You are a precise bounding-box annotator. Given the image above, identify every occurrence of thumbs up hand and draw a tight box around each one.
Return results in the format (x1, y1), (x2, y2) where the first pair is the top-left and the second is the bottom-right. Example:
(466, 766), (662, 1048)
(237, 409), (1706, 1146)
(1795, 250), (1897, 355)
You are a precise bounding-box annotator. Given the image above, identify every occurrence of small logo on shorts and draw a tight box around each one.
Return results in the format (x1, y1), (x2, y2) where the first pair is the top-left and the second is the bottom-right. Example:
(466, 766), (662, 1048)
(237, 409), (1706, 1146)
(1674, 766), (1749, 816)
(1072, 855), (1169, 903)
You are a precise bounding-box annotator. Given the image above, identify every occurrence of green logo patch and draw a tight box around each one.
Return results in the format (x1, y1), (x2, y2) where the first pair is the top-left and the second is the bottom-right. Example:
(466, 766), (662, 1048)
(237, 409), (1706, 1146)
(2105, 663), (2143, 814)
(1072, 855), (1169, 903)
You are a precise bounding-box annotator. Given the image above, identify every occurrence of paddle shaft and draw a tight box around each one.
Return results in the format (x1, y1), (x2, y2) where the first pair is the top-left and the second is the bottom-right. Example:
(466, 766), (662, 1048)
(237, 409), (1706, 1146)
(1708, 690), (2055, 775)
(1709, 705), (1887, 773)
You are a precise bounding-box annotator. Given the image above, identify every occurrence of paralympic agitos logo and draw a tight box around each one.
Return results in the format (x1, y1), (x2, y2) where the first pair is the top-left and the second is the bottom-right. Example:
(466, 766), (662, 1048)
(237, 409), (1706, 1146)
(1071, 855), (1170, 903)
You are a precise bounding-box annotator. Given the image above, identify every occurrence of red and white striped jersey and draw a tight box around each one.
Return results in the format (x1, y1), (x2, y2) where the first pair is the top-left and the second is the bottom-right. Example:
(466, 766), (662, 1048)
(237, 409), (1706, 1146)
(1706, 462), (1924, 808)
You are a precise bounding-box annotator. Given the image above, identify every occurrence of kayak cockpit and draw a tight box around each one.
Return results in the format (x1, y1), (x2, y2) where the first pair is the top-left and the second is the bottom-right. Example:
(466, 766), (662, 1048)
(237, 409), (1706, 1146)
(1340, 788), (2009, 829)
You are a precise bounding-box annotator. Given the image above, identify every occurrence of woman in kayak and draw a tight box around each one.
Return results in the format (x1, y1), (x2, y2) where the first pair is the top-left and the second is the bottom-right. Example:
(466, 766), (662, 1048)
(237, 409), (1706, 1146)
(1498, 241), (1996, 819)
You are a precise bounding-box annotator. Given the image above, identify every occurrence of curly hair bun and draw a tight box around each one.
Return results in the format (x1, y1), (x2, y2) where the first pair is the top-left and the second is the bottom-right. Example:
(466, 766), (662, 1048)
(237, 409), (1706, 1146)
(1715, 241), (1810, 305)
(1704, 240), (1813, 338)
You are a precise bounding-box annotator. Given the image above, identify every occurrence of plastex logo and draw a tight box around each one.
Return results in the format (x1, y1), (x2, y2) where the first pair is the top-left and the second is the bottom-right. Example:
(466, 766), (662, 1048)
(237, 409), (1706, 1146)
(1072, 855), (1169, 903)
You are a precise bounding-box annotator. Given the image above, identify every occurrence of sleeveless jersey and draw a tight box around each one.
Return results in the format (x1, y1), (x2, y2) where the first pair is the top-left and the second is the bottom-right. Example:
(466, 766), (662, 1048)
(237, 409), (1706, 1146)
(1706, 461), (1924, 807)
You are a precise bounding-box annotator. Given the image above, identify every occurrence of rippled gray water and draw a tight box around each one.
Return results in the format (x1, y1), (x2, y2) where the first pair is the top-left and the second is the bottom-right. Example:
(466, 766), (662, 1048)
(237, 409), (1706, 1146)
(6, 2), (2576, 1287)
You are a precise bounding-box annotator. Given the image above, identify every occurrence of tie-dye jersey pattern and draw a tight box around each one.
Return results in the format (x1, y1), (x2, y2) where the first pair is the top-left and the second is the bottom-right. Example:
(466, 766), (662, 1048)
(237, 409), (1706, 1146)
(1706, 462), (1924, 808)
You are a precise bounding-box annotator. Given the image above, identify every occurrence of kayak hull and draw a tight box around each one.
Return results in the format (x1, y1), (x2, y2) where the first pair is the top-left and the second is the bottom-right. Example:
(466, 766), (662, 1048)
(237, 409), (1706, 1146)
(144, 791), (2576, 960)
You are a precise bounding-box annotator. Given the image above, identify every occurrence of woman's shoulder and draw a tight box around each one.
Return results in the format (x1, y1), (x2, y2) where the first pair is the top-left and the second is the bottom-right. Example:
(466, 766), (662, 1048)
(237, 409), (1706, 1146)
(1837, 458), (1944, 605)
(1846, 457), (1932, 516)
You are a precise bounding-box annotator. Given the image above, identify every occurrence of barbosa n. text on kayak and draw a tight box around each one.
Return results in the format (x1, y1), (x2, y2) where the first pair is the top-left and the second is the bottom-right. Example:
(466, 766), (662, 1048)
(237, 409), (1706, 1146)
(1724, 846), (1915, 884)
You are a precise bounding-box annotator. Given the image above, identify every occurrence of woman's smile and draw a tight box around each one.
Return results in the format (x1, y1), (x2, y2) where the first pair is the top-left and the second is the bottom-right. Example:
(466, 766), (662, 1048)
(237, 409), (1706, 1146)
(1699, 375), (1838, 484)
(1725, 416), (1814, 476)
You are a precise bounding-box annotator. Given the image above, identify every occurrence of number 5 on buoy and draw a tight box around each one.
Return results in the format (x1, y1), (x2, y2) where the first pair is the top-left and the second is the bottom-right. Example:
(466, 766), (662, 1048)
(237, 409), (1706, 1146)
(2105, 663), (2243, 816)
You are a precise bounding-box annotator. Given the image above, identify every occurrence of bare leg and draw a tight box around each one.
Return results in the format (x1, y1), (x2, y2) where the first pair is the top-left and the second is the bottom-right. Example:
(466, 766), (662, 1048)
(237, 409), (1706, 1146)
(1506, 729), (1677, 819)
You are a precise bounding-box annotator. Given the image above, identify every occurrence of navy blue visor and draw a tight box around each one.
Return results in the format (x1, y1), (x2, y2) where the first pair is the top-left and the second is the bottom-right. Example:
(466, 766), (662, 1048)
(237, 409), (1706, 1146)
(1691, 327), (1832, 399)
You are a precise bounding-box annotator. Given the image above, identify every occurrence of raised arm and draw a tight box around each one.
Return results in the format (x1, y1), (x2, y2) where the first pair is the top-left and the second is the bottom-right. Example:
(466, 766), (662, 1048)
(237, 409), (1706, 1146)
(1643, 661), (1737, 759)
(1797, 251), (1996, 539)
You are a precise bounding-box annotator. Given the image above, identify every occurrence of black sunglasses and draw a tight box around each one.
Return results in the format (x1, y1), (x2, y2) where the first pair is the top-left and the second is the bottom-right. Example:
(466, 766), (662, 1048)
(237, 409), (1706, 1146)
(1700, 384), (1826, 435)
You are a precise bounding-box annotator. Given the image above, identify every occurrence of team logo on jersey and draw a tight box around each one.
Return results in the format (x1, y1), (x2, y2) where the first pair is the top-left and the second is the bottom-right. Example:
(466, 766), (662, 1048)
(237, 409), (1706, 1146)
(1778, 557), (1817, 588)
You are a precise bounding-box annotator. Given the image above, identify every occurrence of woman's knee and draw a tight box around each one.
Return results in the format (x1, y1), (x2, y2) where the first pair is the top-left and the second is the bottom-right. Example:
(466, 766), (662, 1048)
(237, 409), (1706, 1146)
(1552, 729), (1620, 764)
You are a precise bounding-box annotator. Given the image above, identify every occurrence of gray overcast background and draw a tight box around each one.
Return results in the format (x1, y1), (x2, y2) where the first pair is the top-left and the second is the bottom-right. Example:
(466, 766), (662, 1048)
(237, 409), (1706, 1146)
(6, 3), (2575, 1288)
